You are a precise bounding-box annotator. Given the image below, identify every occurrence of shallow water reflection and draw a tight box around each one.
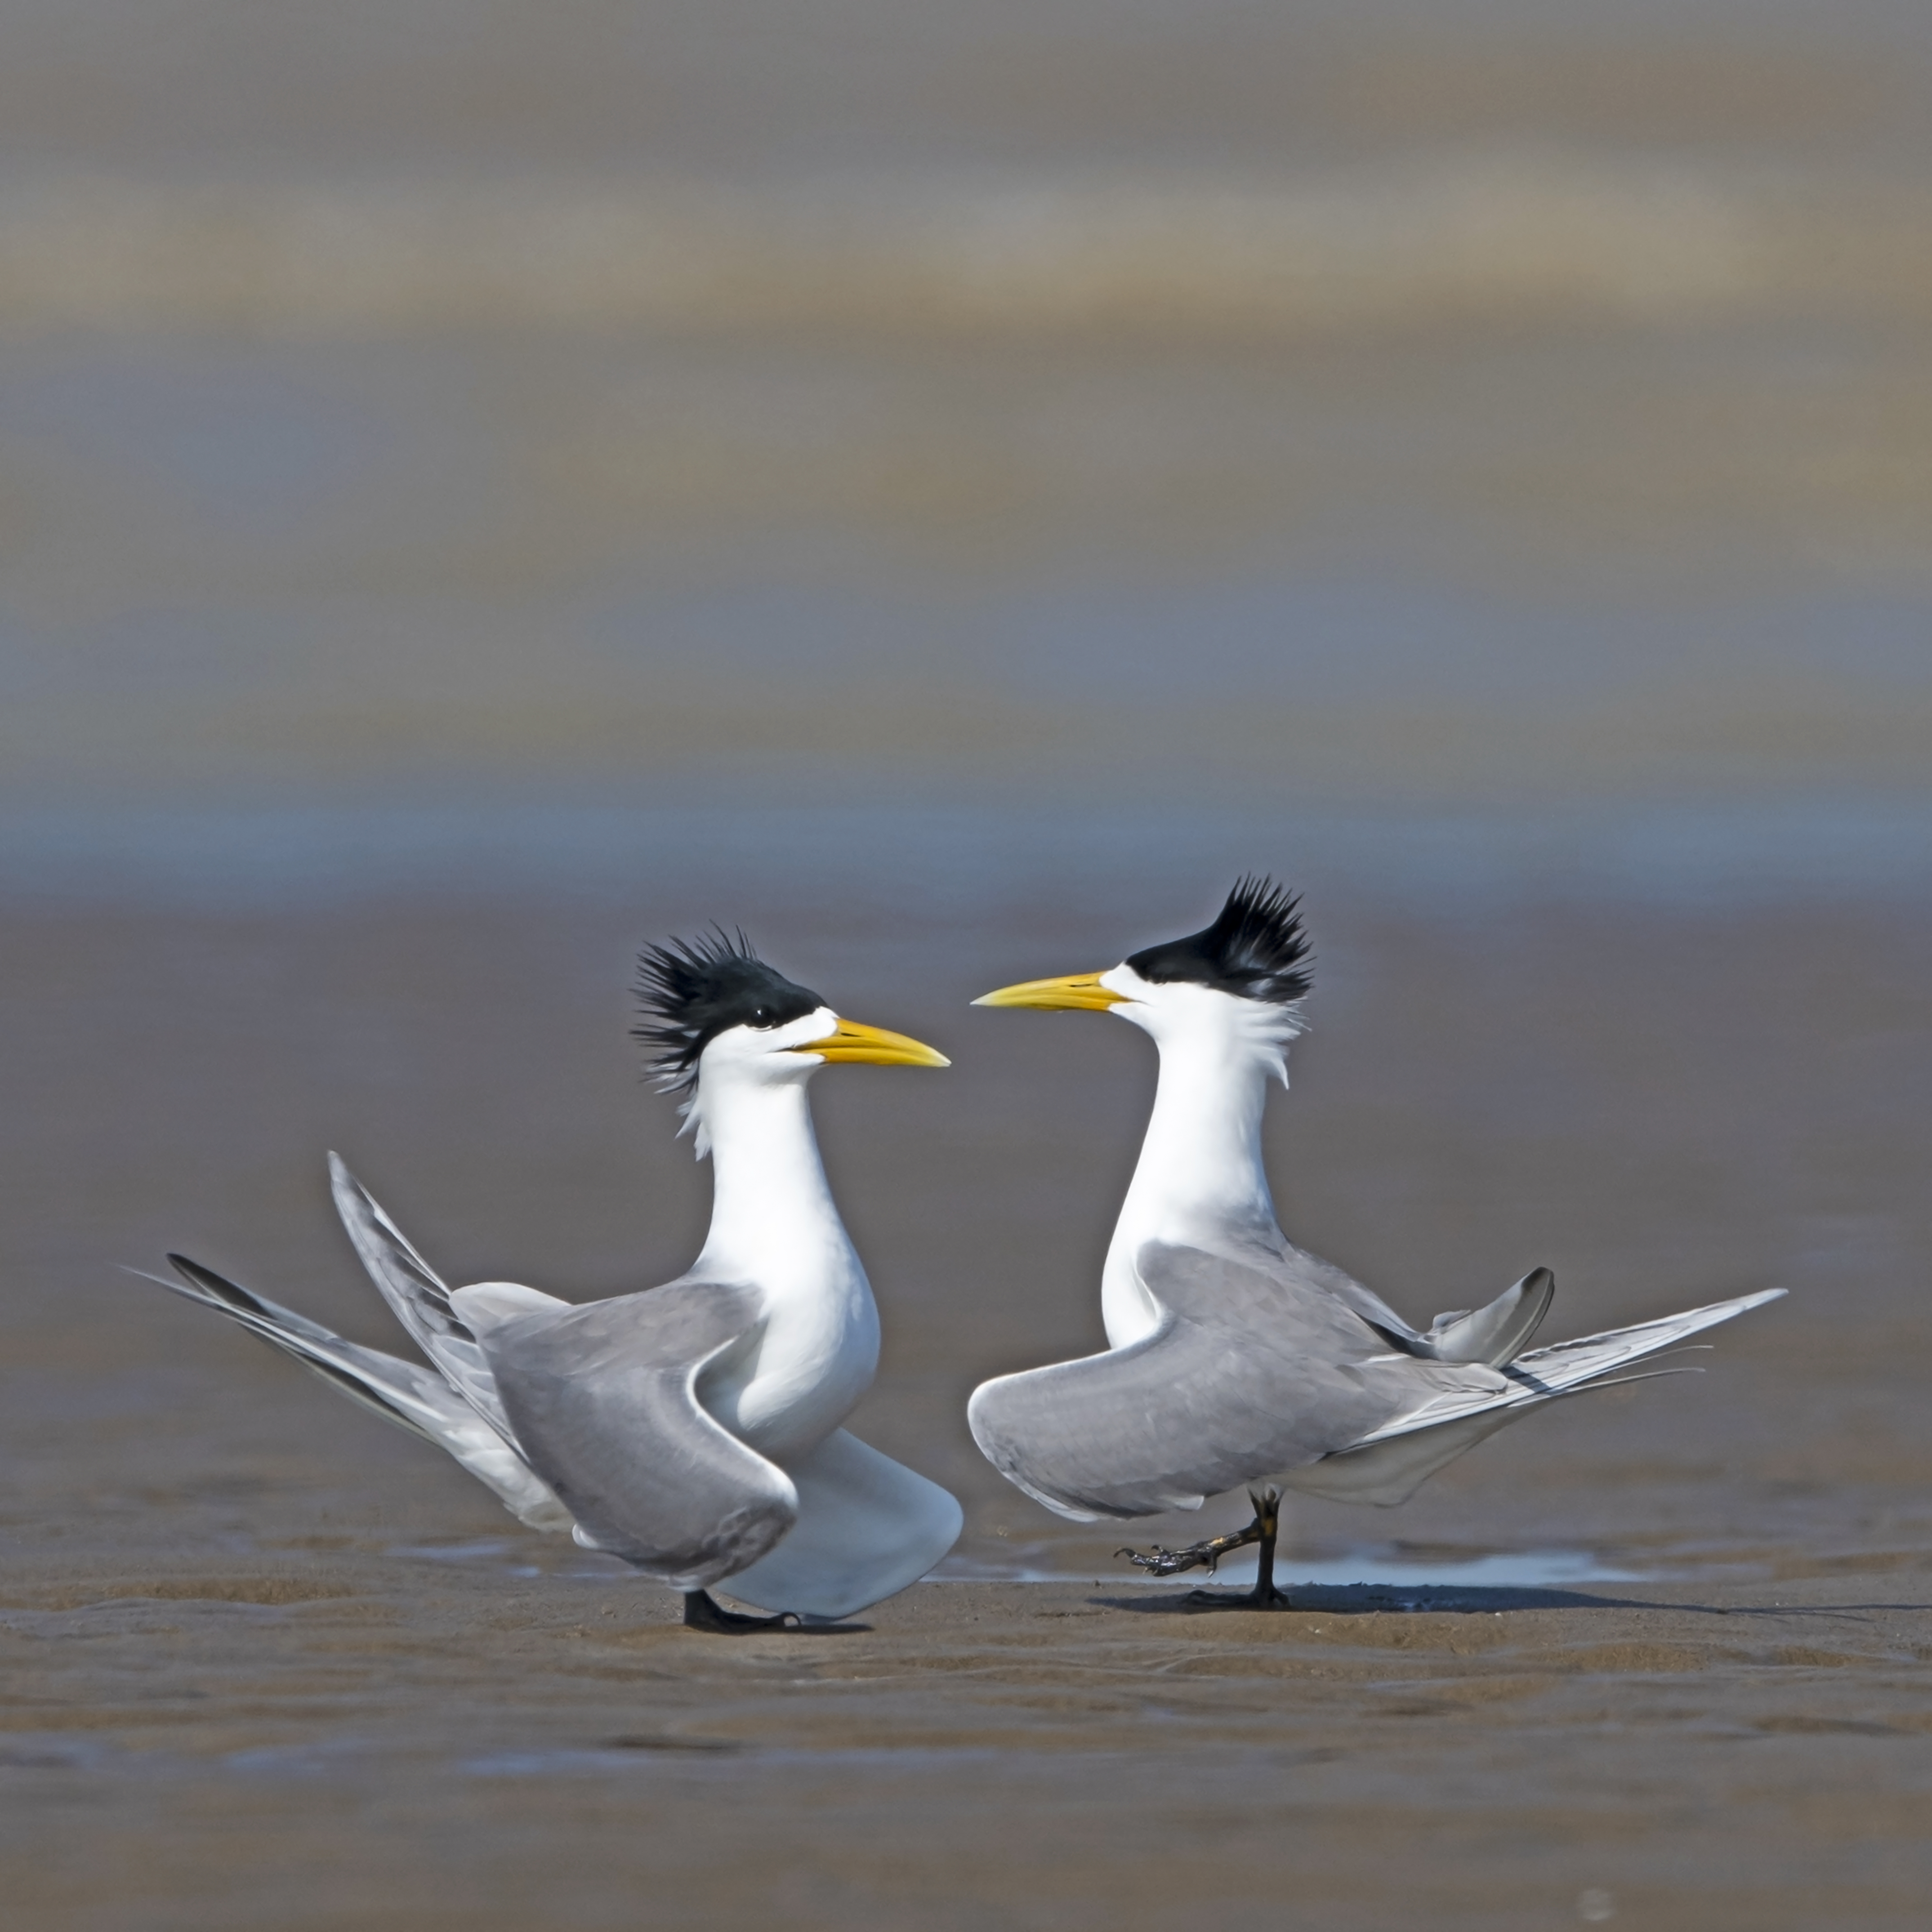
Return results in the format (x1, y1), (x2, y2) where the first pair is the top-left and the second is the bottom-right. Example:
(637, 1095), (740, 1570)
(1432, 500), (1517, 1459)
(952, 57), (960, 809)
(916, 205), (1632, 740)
(934, 1546), (1648, 1589)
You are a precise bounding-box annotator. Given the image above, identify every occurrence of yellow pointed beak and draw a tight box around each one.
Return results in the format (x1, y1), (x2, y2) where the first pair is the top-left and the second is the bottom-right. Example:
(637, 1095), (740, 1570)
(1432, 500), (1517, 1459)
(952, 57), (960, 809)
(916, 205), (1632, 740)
(972, 971), (1127, 1012)
(794, 1017), (950, 1067)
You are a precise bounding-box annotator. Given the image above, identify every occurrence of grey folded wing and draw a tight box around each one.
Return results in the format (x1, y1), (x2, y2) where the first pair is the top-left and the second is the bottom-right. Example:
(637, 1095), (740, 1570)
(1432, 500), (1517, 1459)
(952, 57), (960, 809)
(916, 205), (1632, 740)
(328, 1153), (520, 1443)
(968, 1240), (1504, 1521)
(1306, 1249), (1555, 1368)
(1416, 1267), (1556, 1366)
(478, 1280), (797, 1591)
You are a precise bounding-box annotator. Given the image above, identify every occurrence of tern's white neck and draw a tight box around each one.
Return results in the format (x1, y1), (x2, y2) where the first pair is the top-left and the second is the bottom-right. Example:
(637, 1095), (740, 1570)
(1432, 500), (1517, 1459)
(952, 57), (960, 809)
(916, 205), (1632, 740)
(1100, 980), (1296, 1347)
(689, 1074), (856, 1293)
(682, 1050), (879, 1462)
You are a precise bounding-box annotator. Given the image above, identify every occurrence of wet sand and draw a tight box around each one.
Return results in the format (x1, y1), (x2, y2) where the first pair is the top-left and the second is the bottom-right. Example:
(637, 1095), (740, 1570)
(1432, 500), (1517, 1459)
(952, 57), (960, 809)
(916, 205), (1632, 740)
(5, 1548), (1932, 1932)
(3, 877), (1929, 1925)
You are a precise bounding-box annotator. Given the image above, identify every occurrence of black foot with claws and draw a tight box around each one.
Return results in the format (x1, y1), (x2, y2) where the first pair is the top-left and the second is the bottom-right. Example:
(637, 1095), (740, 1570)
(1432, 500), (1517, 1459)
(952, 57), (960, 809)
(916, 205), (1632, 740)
(1118, 1487), (1292, 1611)
(682, 1590), (801, 1633)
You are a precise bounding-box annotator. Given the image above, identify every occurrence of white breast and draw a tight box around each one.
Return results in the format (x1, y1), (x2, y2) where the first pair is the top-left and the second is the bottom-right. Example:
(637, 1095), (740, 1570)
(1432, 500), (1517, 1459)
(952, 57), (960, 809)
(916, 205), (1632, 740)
(713, 1245), (881, 1463)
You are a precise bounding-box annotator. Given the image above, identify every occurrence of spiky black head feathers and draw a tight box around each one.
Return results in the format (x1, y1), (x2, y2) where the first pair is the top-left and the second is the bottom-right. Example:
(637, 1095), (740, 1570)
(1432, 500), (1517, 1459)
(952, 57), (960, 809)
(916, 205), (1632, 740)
(1126, 875), (1312, 1005)
(633, 928), (824, 1092)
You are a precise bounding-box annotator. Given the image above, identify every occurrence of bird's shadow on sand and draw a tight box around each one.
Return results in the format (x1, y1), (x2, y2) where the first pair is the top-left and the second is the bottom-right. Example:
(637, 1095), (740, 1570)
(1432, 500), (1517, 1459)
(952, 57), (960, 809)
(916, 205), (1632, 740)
(1093, 1582), (1633, 1616)
(1087, 1583), (1931, 1620)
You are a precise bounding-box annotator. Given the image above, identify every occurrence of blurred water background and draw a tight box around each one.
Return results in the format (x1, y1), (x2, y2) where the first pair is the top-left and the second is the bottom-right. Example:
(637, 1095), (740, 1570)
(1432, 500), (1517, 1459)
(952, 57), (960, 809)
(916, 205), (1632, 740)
(4, 0), (1932, 1585)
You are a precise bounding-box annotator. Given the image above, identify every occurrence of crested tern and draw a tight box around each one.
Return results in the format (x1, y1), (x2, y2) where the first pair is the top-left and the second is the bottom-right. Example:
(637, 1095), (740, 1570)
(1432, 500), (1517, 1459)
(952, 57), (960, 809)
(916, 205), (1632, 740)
(145, 929), (963, 1632)
(968, 878), (1782, 1607)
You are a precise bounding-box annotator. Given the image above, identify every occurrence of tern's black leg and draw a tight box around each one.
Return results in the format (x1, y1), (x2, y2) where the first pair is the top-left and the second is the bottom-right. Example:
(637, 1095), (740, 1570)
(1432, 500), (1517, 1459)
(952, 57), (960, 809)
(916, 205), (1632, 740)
(1117, 1488), (1292, 1610)
(682, 1590), (800, 1633)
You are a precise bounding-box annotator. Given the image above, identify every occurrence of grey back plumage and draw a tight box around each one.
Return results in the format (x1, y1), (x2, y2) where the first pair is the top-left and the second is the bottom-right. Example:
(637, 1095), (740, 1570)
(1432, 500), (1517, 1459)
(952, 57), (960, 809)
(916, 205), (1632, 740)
(153, 1160), (877, 1590)
(480, 1281), (798, 1590)
(968, 1239), (1507, 1521)
(332, 1156), (805, 1586)
(159, 1163), (807, 1579)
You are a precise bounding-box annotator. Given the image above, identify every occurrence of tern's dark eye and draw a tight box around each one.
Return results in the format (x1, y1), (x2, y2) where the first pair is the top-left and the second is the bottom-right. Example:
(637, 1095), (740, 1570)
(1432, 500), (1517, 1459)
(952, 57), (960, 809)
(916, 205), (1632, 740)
(634, 930), (825, 1090)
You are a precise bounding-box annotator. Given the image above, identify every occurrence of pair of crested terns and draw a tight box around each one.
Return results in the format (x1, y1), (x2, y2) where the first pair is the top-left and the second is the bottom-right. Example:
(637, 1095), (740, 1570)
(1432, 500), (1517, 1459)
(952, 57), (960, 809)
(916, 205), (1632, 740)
(145, 880), (1780, 1627)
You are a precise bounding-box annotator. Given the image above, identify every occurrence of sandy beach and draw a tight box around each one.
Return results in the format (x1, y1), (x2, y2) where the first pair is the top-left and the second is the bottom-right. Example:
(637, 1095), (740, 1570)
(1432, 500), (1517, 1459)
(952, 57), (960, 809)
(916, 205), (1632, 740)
(6, 1548), (1930, 1929)
(3, 879), (1929, 1927)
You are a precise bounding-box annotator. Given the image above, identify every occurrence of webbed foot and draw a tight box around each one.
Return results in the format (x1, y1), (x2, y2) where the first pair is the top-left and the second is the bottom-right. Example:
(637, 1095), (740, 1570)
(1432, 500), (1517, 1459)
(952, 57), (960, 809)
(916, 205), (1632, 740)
(1118, 1487), (1292, 1611)
(682, 1590), (801, 1633)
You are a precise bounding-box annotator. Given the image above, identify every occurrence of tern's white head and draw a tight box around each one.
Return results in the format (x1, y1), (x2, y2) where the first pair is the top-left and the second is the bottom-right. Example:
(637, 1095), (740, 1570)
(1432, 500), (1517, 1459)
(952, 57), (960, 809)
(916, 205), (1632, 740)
(972, 875), (1311, 1083)
(636, 928), (947, 1158)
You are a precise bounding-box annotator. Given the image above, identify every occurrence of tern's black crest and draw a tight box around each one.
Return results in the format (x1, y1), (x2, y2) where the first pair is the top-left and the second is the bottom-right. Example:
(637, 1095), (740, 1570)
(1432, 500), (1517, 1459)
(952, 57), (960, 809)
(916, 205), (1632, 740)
(1126, 876), (1312, 1004)
(634, 928), (824, 1093)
